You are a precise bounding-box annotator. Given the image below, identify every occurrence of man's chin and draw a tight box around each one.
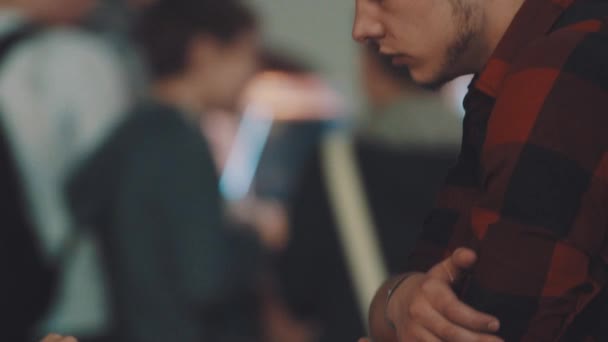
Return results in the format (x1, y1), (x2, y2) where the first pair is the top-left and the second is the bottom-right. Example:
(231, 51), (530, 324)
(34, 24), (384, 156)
(410, 67), (460, 91)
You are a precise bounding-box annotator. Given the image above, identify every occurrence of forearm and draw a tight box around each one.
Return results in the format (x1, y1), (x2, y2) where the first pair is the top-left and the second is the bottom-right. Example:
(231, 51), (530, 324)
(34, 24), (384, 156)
(460, 238), (595, 341)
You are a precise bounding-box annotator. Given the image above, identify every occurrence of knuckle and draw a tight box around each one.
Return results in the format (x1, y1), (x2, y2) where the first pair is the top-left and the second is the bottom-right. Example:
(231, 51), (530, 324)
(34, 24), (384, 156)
(407, 303), (419, 319)
(443, 302), (460, 318)
(420, 278), (435, 293)
(439, 303), (457, 320)
(408, 300), (425, 319)
(437, 290), (458, 307)
(438, 324), (457, 339)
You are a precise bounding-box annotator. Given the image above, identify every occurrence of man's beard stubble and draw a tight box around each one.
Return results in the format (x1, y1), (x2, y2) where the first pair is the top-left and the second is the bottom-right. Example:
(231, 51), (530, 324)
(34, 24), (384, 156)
(427, 0), (479, 89)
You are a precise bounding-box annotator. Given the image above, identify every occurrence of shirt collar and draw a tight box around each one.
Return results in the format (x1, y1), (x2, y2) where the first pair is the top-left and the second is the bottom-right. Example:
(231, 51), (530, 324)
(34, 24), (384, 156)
(474, 0), (576, 97)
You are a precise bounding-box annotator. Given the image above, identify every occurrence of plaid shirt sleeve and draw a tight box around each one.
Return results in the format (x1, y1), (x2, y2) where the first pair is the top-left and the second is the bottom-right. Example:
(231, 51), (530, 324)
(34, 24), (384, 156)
(408, 25), (608, 341)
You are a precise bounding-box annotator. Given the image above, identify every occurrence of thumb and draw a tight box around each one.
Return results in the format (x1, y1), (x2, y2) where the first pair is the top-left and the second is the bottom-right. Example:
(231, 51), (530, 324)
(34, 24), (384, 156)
(428, 248), (477, 283)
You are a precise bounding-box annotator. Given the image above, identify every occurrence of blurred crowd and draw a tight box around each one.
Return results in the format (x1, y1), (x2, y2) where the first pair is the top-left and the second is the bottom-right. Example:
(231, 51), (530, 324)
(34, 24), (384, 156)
(0, 0), (463, 341)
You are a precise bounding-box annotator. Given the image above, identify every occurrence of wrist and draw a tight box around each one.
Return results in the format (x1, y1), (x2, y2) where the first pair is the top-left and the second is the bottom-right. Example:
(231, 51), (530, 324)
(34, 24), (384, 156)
(384, 273), (421, 329)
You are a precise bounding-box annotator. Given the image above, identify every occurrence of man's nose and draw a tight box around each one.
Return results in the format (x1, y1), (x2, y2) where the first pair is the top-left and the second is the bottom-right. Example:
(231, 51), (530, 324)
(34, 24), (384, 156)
(352, 0), (384, 43)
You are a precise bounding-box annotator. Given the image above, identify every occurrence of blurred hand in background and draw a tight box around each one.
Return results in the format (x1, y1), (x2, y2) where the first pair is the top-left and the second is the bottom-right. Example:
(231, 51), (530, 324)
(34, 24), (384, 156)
(41, 334), (77, 342)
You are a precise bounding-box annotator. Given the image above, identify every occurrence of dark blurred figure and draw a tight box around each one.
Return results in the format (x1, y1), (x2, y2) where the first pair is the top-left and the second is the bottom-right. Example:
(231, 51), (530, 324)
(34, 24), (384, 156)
(0, 0), (129, 340)
(276, 46), (461, 342)
(66, 1), (264, 342)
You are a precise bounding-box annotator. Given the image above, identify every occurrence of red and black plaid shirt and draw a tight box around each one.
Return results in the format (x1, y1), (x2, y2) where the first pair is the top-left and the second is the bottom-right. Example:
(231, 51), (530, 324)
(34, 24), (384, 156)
(407, 0), (608, 340)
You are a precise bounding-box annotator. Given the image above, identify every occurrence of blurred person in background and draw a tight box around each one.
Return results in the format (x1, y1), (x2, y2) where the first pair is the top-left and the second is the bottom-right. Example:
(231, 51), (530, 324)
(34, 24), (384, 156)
(0, 0), (130, 340)
(65, 1), (266, 341)
(276, 45), (461, 342)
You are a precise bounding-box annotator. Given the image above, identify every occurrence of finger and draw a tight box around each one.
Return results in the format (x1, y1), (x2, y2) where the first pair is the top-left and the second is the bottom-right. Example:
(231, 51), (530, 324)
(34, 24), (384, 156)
(421, 278), (500, 333)
(358, 338), (371, 342)
(398, 325), (441, 342)
(449, 247), (477, 275)
(428, 248), (477, 283)
(442, 298), (501, 333)
(416, 302), (503, 342)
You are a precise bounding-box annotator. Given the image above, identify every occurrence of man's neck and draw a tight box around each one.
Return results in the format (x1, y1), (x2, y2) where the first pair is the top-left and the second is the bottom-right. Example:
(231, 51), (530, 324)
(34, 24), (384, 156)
(152, 76), (209, 123)
(477, 0), (526, 71)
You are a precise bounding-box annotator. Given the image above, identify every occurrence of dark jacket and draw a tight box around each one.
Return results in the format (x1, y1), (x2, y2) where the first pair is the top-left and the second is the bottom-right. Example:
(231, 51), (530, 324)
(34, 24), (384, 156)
(66, 101), (263, 342)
